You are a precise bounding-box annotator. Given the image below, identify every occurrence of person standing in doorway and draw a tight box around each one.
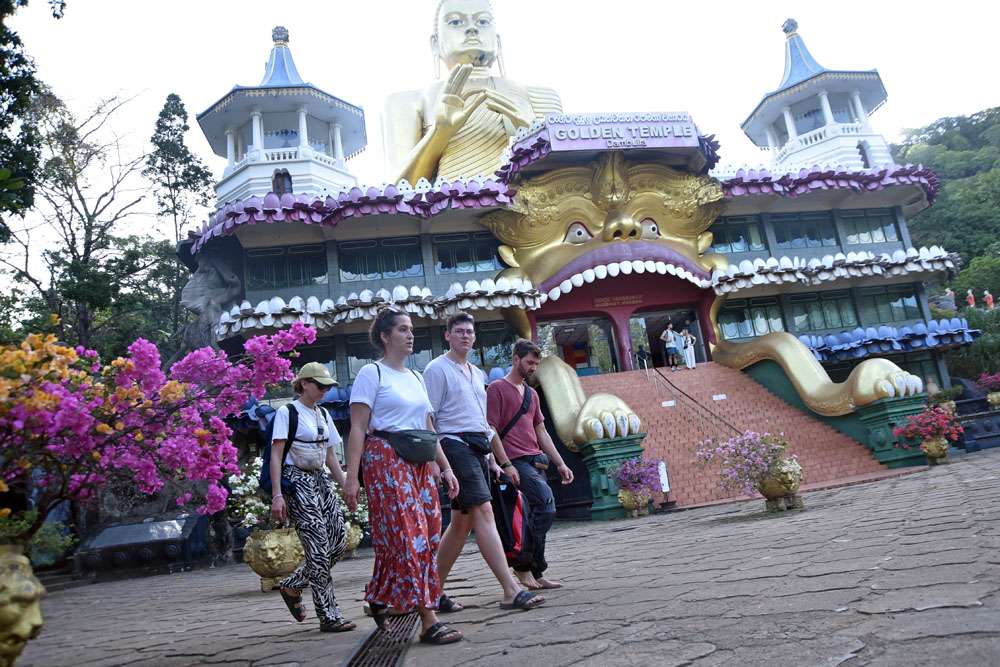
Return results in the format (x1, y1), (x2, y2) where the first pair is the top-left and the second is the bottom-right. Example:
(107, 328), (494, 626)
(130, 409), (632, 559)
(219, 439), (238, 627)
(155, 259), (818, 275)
(343, 307), (463, 645)
(659, 322), (680, 371)
(487, 339), (574, 591)
(270, 363), (354, 633)
(682, 328), (697, 370)
(425, 313), (545, 612)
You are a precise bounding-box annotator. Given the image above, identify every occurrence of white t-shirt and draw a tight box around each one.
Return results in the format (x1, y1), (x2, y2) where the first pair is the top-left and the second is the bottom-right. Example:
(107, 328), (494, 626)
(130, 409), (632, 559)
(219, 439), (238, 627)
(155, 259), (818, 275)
(271, 400), (343, 470)
(351, 362), (433, 432)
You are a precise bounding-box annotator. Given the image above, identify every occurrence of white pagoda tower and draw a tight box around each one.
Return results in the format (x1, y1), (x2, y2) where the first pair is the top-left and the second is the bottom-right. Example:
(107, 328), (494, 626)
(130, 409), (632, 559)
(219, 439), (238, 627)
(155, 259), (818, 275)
(741, 19), (893, 171)
(197, 26), (365, 204)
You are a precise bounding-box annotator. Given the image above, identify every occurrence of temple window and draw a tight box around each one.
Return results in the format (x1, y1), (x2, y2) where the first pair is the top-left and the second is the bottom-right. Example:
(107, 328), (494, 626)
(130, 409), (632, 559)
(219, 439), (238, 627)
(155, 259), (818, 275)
(857, 285), (921, 325)
(787, 290), (858, 332)
(771, 212), (838, 250)
(345, 329), (432, 379)
(710, 216), (767, 253)
(338, 237), (424, 282)
(272, 169), (293, 194)
(841, 208), (898, 245)
(468, 321), (516, 372)
(719, 298), (784, 340)
(246, 244), (327, 290)
(433, 232), (504, 274)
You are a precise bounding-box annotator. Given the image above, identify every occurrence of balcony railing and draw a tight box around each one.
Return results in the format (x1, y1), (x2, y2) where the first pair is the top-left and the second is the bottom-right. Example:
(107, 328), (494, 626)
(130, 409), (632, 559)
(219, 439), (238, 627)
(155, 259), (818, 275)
(776, 122), (866, 162)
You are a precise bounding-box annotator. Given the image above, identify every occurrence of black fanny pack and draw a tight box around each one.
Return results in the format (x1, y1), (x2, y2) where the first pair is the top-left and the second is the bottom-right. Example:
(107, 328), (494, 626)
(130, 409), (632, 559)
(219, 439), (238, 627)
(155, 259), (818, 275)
(373, 429), (438, 463)
(446, 432), (492, 456)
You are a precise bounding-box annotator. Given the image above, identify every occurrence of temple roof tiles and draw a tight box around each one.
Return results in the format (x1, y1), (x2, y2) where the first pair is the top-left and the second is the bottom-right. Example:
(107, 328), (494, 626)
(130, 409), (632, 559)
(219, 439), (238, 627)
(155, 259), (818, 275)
(216, 277), (541, 339)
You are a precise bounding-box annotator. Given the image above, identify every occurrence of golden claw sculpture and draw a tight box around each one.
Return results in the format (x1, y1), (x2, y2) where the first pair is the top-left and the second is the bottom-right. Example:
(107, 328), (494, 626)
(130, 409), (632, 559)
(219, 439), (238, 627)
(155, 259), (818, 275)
(711, 333), (924, 416)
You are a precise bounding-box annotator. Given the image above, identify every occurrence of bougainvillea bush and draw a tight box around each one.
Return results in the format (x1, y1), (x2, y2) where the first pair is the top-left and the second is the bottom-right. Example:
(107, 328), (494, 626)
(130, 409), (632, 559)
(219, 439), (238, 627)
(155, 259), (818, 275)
(892, 405), (964, 447)
(0, 322), (315, 543)
(695, 431), (793, 495)
(976, 372), (1000, 393)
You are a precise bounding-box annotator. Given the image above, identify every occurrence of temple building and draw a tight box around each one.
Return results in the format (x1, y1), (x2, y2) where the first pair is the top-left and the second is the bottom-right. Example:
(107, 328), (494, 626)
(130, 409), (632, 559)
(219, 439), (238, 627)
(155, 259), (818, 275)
(181, 18), (971, 513)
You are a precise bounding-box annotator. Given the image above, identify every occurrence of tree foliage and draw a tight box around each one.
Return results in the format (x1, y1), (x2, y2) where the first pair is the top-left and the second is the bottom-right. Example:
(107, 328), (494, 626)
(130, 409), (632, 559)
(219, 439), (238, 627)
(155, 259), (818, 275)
(1, 94), (176, 359)
(0, 0), (66, 240)
(892, 107), (1000, 262)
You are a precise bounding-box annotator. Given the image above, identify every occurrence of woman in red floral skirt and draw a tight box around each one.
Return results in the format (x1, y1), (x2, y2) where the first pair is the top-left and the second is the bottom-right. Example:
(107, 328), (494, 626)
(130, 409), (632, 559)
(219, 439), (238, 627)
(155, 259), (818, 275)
(344, 307), (462, 645)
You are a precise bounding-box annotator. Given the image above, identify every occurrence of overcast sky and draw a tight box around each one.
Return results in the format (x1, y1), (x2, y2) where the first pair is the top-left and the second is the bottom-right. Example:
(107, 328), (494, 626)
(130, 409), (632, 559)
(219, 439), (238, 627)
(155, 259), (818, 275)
(11, 0), (1000, 207)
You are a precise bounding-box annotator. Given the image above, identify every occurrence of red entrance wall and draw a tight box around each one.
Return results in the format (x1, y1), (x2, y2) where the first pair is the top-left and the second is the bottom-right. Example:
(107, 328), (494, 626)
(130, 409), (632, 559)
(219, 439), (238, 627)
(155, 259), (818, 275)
(527, 274), (716, 371)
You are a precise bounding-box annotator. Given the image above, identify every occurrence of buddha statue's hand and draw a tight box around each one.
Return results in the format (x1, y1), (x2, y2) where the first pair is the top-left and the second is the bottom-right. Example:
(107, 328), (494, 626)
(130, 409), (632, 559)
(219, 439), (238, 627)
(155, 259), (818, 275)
(433, 64), (530, 139)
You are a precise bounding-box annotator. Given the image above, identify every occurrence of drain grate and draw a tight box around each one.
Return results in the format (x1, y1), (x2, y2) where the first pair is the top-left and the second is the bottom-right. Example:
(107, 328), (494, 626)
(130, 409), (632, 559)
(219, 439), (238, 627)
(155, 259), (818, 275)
(343, 612), (419, 667)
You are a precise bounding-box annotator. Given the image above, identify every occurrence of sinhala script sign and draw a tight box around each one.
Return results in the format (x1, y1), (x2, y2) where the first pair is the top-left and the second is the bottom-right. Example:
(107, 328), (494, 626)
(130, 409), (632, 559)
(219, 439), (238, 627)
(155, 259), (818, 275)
(545, 112), (699, 151)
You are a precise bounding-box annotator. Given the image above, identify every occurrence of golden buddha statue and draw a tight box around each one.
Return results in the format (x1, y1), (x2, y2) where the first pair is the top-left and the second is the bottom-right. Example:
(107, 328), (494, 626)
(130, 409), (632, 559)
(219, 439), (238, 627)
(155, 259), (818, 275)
(383, 0), (562, 183)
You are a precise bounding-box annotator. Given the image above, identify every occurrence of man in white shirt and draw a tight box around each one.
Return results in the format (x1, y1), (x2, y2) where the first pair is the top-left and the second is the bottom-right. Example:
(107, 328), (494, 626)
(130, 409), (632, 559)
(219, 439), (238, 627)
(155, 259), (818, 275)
(424, 313), (544, 612)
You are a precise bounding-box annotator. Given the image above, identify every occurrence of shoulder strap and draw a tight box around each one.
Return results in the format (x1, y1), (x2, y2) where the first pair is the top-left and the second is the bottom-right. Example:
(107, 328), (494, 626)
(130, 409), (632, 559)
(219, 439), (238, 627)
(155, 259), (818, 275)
(278, 403), (299, 462)
(499, 385), (534, 441)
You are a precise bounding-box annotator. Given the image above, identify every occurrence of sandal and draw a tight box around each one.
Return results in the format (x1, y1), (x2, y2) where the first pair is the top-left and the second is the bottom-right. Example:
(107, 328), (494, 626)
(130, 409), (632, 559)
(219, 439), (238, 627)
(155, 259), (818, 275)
(369, 601), (388, 630)
(499, 589), (545, 611)
(320, 618), (357, 633)
(419, 622), (463, 645)
(438, 593), (464, 613)
(279, 587), (306, 622)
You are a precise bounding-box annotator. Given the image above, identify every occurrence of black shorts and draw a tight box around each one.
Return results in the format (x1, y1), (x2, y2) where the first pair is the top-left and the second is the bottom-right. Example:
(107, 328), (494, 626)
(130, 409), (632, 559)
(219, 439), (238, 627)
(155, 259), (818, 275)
(440, 437), (492, 512)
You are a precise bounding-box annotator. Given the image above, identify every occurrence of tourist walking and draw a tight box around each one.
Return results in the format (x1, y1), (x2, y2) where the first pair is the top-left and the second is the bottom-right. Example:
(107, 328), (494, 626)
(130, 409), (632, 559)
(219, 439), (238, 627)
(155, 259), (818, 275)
(269, 362), (355, 633)
(343, 308), (463, 645)
(425, 313), (545, 612)
(682, 328), (697, 370)
(659, 322), (681, 371)
(486, 339), (574, 591)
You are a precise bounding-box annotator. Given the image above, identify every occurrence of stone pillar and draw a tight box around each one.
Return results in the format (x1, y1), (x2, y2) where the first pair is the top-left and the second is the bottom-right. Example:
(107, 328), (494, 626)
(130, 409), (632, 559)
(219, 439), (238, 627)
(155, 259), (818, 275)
(578, 434), (647, 520)
(765, 126), (779, 150)
(225, 129), (236, 167)
(236, 133), (244, 160)
(851, 90), (870, 131)
(782, 106), (798, 141)
(818, 90), (835, 126)
(856, 396), (928, 468)
(250, 110), (264, 155)
(297, 107), (309, 150)
(333, 123), (345, 165)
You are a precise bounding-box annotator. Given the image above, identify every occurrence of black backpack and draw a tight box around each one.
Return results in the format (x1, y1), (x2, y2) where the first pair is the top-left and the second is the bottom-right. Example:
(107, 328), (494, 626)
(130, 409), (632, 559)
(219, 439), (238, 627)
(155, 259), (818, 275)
(259, 403), (333, 496)
(491, 475), (536, 571)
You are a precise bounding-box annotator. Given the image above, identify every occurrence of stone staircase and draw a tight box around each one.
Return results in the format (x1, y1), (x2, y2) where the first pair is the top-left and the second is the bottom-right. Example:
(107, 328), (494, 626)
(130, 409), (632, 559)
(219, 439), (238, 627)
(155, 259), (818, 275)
(579, 363), (888, 507)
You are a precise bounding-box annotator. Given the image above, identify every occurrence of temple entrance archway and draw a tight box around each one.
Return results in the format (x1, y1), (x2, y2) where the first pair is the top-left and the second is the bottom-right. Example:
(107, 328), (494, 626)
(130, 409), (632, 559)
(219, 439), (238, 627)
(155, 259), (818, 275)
(629, 308), (706, 369)
(537, 316), (620, 376)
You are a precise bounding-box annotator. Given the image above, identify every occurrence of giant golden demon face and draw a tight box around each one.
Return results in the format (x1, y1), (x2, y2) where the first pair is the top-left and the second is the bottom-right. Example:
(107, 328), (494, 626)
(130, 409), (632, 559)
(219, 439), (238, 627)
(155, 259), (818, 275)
(482, 152), (728, 300)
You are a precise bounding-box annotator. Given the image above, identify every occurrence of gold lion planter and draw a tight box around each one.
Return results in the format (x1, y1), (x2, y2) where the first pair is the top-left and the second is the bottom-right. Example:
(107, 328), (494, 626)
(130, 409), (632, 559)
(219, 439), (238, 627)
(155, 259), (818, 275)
(0, 545), (45, 667)
(243, 528), (305, 592)
(921, 436), (949, 465)
(617, 490), (651, 518)
(988, 392), (1000, 410)
(756, 459), (804, 512)
(344, 524), (363, 558)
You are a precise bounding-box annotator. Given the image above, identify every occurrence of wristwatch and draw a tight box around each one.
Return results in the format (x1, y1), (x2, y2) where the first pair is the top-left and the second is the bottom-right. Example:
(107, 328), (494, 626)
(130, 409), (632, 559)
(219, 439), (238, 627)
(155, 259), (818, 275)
(500, 461), (514, 469)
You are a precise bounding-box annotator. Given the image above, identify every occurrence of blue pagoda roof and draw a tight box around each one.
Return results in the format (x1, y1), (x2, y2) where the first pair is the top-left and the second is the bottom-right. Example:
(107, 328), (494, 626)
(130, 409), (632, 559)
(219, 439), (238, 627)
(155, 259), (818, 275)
(258, 26), (305, 87)
(774, 19), (827, 92)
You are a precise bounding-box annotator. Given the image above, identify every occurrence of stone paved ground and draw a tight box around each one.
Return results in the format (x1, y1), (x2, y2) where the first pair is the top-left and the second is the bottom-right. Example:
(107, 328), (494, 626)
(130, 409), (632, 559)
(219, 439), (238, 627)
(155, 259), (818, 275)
(22, 447), (1000, 666)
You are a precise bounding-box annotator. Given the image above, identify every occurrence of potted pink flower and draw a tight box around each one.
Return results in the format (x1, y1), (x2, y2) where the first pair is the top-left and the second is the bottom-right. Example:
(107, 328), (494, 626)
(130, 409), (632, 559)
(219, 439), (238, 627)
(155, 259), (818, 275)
(610, 457), (663, 517)
(893, 405), (963, 464)
(696, 431), (804, 512)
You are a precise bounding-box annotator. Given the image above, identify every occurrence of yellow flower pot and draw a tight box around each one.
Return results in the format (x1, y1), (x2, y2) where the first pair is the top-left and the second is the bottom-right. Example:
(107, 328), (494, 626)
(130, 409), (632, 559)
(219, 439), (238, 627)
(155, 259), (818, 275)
(921, 436), (949, 464)
(988, 392), (1000, 410)
(617, 489), (651, 518)
(755, 458), (804, 512)
(0, 544), (45, 667)
(243, 527), (305, 592)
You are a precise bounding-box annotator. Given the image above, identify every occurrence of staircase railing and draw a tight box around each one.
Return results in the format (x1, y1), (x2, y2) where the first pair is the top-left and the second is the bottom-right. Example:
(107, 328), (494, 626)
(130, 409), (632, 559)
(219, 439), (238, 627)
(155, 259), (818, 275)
(650, 367), (742, 437)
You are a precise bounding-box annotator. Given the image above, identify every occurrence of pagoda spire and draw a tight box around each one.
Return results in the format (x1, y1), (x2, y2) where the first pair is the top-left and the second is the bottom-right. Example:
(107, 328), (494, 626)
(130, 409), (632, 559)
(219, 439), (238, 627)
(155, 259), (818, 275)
(260, 26), (305, 87)
(776, 19), (827, 92)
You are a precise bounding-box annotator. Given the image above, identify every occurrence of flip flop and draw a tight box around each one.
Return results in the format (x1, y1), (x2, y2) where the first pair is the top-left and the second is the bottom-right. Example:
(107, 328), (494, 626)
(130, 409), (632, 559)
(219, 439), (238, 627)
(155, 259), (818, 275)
(419, 622), (463, 645)
(499, 590), (545, 610)
(279, 587), (306, 622)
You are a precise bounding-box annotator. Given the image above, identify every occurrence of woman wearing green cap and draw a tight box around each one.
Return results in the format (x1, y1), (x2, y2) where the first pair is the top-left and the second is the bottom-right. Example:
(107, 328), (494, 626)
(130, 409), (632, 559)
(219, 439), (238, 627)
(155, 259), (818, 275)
(269, 362), (356, 632)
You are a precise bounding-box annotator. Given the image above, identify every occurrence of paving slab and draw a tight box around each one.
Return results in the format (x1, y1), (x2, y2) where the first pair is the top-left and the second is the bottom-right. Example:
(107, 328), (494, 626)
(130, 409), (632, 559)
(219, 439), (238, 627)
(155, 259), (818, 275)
(18, 447), (1000, 666)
